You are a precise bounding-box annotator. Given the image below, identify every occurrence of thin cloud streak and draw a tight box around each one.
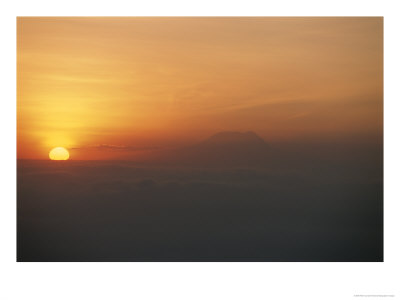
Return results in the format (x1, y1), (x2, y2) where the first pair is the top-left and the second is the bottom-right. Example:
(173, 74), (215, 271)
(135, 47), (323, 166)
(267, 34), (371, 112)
(69, 144), (160, 151)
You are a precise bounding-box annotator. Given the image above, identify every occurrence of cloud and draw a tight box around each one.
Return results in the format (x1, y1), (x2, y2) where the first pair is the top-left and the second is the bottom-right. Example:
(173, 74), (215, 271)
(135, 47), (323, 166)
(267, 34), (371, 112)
(69, 144), (160, 151)
(17, 159), (383, 262)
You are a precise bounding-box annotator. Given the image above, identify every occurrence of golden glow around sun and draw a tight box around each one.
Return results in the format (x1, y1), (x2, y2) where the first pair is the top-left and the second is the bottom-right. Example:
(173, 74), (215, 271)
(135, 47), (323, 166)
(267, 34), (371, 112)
(49, 147), (70, 160)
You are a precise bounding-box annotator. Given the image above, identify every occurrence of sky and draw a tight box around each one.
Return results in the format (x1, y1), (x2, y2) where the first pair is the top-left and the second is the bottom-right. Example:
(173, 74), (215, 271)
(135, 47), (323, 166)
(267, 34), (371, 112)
(17, 17), (383, 160)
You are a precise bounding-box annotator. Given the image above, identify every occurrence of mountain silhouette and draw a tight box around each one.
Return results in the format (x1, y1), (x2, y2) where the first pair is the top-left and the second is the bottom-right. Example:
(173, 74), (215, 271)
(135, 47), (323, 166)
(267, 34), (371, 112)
(197, 131), (268, 149)
(157, 131), (270, 167)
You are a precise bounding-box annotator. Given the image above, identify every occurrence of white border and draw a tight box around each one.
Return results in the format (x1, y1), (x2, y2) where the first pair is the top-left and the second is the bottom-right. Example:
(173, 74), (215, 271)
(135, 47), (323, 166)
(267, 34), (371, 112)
(2, 1), (399, 299)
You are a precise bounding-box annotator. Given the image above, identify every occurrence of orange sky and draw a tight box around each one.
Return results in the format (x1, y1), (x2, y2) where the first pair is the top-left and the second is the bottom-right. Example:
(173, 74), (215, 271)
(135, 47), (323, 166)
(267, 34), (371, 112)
(17, 17), (383, 160)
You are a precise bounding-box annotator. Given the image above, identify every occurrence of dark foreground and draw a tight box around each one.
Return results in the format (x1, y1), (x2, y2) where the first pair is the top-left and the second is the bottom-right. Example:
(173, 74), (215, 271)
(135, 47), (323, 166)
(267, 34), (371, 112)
(17, 158), (383, 262)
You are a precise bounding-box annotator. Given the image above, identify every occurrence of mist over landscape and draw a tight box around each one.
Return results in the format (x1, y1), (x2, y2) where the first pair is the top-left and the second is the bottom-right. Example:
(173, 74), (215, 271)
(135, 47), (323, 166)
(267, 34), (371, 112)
(18, 132), (383, 261)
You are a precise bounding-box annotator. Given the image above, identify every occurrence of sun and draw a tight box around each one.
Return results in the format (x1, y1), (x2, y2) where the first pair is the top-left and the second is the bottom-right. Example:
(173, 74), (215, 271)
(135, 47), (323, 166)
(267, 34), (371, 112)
(49, 147), (70, 160)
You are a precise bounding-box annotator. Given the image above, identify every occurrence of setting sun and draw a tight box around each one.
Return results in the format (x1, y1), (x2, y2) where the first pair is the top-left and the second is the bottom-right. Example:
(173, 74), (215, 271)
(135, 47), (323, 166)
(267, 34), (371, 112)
(49, 147), (70, 160)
